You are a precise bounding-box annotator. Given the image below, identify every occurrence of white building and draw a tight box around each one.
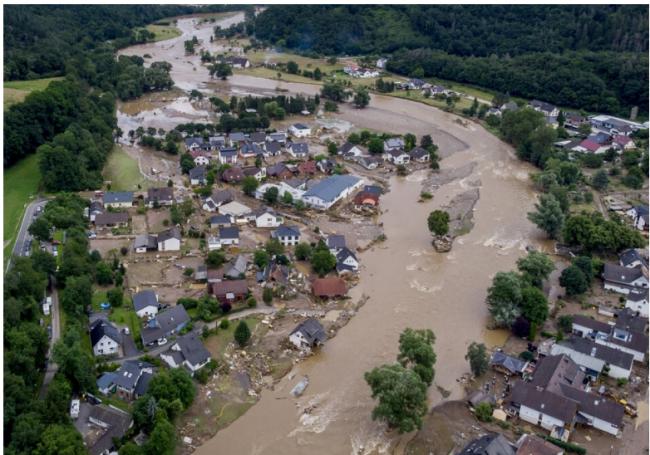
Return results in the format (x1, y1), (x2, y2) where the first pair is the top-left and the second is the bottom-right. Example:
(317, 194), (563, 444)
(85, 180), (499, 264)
(289, 318), (327, 350)
(90, 319), (121, 357)
(132, 290), (159, 319)
(103, 191), (133, 209)
(288, 123), (311, 138)
(157, 228), (181, 252)
(254, 208), (283, 228)
(271, 225), (301, 246)
(301, 175), (364, 210)
(384, 149), (410, 165)
(550, 337), (633, 380)
(602, 263), (648, 295)
(626, 290), (648, 318)
(160, 333), (211, 373)
(255, 182), (306, 202)
(219, 201), (252, 224)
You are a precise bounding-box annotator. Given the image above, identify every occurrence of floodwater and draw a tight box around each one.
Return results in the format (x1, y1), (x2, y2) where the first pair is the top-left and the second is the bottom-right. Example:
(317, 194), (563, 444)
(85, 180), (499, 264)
(118, 15), (547, 455)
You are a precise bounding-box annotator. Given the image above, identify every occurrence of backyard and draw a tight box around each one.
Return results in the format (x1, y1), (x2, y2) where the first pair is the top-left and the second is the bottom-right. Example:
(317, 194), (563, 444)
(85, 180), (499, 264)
(103, 146), (149, 191)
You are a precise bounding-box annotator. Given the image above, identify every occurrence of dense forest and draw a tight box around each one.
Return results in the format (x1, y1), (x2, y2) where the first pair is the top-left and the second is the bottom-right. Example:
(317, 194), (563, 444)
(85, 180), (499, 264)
(253, 5), (649, 115)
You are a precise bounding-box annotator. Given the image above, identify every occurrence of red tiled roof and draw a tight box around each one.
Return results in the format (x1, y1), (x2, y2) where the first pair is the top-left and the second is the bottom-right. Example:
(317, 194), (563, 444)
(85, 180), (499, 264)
(312, 277), (347, 297)
(579, 139), (601, 152)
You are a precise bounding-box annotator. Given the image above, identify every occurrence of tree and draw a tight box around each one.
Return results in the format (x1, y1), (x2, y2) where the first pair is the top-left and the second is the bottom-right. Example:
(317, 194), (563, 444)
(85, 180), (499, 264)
(397, 328), (436, 385)
(368, 137), (384, 154)
(35, 424), (86, 455)
(234, 320), (251, 347)
(61, 275), (93, 317)
(311, 249), (337, 277)
(521, 286), (548, 326)
(95, 261), (114, 285)
(516, 251), (554, 288)
(28, 217), (52, 242)
(591, 169), (609, 191)
(427, 210), (450, 236)
(527, 193), (564, 239)
(241, 176), (258, 196)
(353, 86), (370, 108)
(265, 238), (284, 256)
(295, 243), (312, 261)
(320, 80), (349, 102)
(364, 364), (428, 433)
(262, 287), (273, 305)
(282, 191), (293, 205)
(254, 249), (270, 269)
(465, 342), (489, 377)
(557, 315), (573, 333)
(486, 271), (522, 328)
(421, 135), (433, 148)
(107, 287), (124, 308)
(143, 418), (175, 455)
(31, 250), (57, 276)
(474, 402), (493, 422)
(559, 265), (589, 296)
(206, 250), (225, 268)
(572, 256), (594, 280)
(327, 141), (337, 155)
(263, 186), (279, 204)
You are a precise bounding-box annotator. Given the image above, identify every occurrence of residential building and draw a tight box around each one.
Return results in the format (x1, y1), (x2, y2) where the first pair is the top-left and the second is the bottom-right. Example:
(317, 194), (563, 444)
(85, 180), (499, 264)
(490, 351), (528, 376)
(210, 214), (233, 229)
(571, 139), (609, 154)
(267, 132), (287, 144)
(224, 56), (250, 68)
(313, 277), (347, 298)
(90, 318), (121, 357)
(191, 151), (210, 166)
(210, 279), (248, 302)
(338, 142), (367, 157)
(590, 115), (643, 136)
(189, 166), (207, 185)
(225, 254), (248, 279)
(289, 123), (311, 138)
(221, 166), (245, 184)
(409, 147), (430, 163)
(354, 190), (380, 208)
(357, 156), (380, 170)
(612, 135), (635, 150)
(336, 247), (359, 274)
(384, 149), (410, 165)
(86, 404), (133, 455)
(266, 163), (294, 180)
(383, 137), (405, 152)
(229, 131), (247, 144)
(134, 234), (157, 253)
(249, 131), (266, 145)
(218, 226), (240, 246)
(264, 140), (282, 156)
(146, 187), (174, 207)
(326, 234), (347, 254)
(184, 136), (205, 151)
(619, 249), (647, 269)
(133, 290), (159, 319)
(287, 141), (310, 158)
(94, 212), (129, 230)
(459, 433), (515, 455)
(302, 175), (364, 210)
(550, 336), (633, 380)
(602, 263), (648, 294)
(271, 225), (301, 246)
(202, 189), (234, 212)
(141, 305), (190, 346)
(571, 314), (648, 362)
(157, 227), (181, 251)
(88, 200), (104, 222)
(515, 434), (564, 455)
(626, 289), (649, 317)
(218, 147), (238, 165)
(529, 100), (559, 117)
(110, 361), (154, 401)
(219, 201), (252, 222)
(161, 332), (211, 373)
(289, 318), (327, 350)
(208, 136), (226, 150)
(626, 205), (648, 231)
(103, 191), (134, 209)
(242, 165), (266, 180)
(253, 207), (283, 228)
(297, 160), (318, 175)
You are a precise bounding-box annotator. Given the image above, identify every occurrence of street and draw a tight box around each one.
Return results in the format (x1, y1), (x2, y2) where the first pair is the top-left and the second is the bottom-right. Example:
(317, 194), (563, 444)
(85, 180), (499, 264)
(6, 197), (48, 273)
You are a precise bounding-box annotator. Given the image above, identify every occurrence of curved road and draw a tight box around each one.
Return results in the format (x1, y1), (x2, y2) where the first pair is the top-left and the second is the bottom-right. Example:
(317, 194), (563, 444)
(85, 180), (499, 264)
(6, 197), (48, 273)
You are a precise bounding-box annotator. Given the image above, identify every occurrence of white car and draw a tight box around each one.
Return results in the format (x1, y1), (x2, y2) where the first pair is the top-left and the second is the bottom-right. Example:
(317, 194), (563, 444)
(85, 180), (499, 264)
(157, 337), (167, 346)
(70, 399), (80, 419)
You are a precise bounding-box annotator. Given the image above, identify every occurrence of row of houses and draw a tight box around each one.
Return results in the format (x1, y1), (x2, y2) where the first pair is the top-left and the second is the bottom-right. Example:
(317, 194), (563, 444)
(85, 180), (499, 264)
(337, 141), (430, 168)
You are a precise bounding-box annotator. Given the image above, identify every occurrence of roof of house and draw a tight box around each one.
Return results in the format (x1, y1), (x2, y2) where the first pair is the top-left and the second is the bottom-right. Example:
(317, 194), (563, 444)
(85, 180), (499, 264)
(627, 289), (648, 302)
(209, 135), (226, 145)
(578, 139), (601, 152)
(336, 246), (357, 263)
(298, 161), (318, 174)
(272, 225), (301, 238)
(133, 290), (158, 312)
(313, 277), (347, 297)
(97, 372), (117, 391)
(134, 371), (153, 397)
(387, 149), (409, 158)
(571, 314), (611, 333)
(530, 354), (585, 394)
(95, 211), (129, 226)
(266, 141), (281, 153)
(511, 380), (578, 423)
(516, 434), (563, 455)
(302, 175), (362, 203)
(556, 336), (634, 370)
(558, 383), (624, 427)
(291, 123), (309, 130)
(268, 132), (286, 141)
(225, 254), (248, 278)
(184, 136), (204, 146)
(222, 166), (244, 182)
(219, 147), (238, 157)
(267, 163), (291, 176)
(113, 360), (150, 391)
(530, 100), (557, 113)
(208, 189), (234, 205)
(289, 142), (309, 154)
(158, 227), (181, 244)
(613, 135), (633, 146)
(249, 132), (266, 143)
(615, 307), (647, 332)
(620, 249), (647, 267)
(240, 142), (264, 155)
(141, 305), (190, 344)
(587, 132), (612, 145)
(174, 332), (211, 366)
(354, 191), (380, 205)
(134, 234), (157, 250)
(229, 132), (247, 142)
(607, 328), (648, 354)
(384, 137), (405, 148)
(90, 318), (121, 347)
(326, 234), (346, 250)
(104, 191), (134, 204)
(242, 166), (263, 177)
(147, 187), (174, 202)
(211, 279), (248, 296)
(189, 166), (207, 179)
(490, 351), (527, 374)
(219, 201), (252, 216)
(87, 405), (132, 455)
(363, 185), (383, 195)
(210, 214), (232, 225)
(290, 318), (327, 345)
(459, 433), (515, 455)
(219, 226), (240, 240)
(339, 142), (366, 154)
(603, 263), (646, 285)
(409, 147), (429, 159)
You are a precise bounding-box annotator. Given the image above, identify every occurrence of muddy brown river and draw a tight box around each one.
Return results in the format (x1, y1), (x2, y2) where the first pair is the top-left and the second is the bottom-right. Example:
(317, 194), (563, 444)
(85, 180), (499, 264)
(118, 15), (547, 455)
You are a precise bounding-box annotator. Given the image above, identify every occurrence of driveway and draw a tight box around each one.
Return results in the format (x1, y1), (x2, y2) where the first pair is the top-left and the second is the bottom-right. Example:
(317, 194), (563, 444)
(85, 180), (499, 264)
(122, 334), (140, 357)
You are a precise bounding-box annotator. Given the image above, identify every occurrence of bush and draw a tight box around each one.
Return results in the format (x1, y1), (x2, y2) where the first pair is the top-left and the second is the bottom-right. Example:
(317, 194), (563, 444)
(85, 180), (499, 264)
(519, 350), (534, 361)
(246, 297), (257, 308)
(263, 287), (273, 305)
(543, 437), (586, 455)
(183, 267), (194, 277)
(219, 319), (230, 329)
(556, 315), (573, 333)
(474, 402), (493, 422)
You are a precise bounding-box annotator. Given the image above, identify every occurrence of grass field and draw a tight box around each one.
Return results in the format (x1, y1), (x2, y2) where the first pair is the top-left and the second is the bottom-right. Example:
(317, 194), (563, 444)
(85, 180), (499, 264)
(143, 24), (181, 42)
(4, 153), (41, 260)
(4, 77), (63, 109)
(103, 146), (149, 191)
(109, 306), (141, 343)
(389, 89), (473, 113)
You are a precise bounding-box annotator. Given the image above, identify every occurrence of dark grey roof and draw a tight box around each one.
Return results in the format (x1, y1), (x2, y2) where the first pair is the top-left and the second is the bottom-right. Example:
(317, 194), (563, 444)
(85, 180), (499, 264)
(133, 290), (158, 312)
(620, 249), (647, 268)
(267, 163), (291, 176)
(530, 354), (584, 393)
(174, 332), (211, 366)
(241, 142), (264, 155)
(363, 185), (383, 195)
(229, 132), (247, 142)
(409, 147), (429, 159)
(249, 132), (266, 143)
(189, 166), (207, 180)
(266, 141), (281, 154)
(134, 371), (153, 397)
(209, 189), (234, 205)
(326, 234), (346, 250)
(384, 137), (404, 149)
(96, 372), (116, 391)
(511, 381), (577, 423)
(603, 263), (645, 285)
(134, 234), (157, 250)
(459, 433), (515, 455)
(87, 405), (132, 455)
(157, 227), (181, 243)
(302, 175), (362, 203)
(210, 214), (232, 225)
(557, 336), (633, 370)
(272, 225), (300, 238)
(267, 132), (286, 142)
(95, 212), (129, 226)
(112, 361), (142, 390)
(104, 191), (133, 204)
(219, 147), (238, 157)
(292, 123), (309, 130)
(156, 305), (190, 333)
(490, 351), (527, 374)
(336, 246), (357, 262)
(530, 99), (557, 113)
(147, 187), (174, 202)
(209, 136), (226, 146)
(572, 314), (611, 333)
(90, 318), (121, 347)
(291, 318), (327, 345)
(608, 329), (648, 354)
(89, 201), (104, 213)
(225, 254), (248, 278)
(615, 307), (647, 332)
(219, 226), (240, 240)
(558, 383), (624, 427)
(289, 142), (309, 154)
(627, 289), (648, 302)
(184, 136), (204, 147)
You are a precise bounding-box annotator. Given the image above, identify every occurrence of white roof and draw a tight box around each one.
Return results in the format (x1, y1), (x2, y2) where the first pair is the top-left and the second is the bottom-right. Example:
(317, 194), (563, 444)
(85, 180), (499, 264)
(219, 201), (252, 217)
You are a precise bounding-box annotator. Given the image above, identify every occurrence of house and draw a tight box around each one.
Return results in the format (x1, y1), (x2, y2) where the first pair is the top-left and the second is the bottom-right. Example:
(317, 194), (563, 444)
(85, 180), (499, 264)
(571, 139), (609, 154)
(363, 184), (383, 196)
(313, 277), (347, 298)
(602, 263), (648, 294)
(146, 187), (174, 207)
(354, 191), (380, 208)
(224, 55), (250, 68)
(191, 151), (210, 166)
(103, 191), (133, 209)
(210, 214), (233, 229)
(141, 305), (190, 346)
(336, 247), (359, 274)
(587, 132), (612, 145)
(338, 142), (367, 157)
(590, 115), (643, 136)
(194, 264), (208, 282)
(289, 318), (327, 350)
(229, 131), (247, 144)
(317, 158), (336, 174)
(189, 166), (207, 185)
(134, 234), (157, 253)
(208, 135), (226, 150)
(86, 404), (133, 455)
(267, 132), (287, 144)
(271, 225), (301, 246)
(239, 141), (264, 159)
(95, 212), (129, 230)
(90, 318), (121, 357)
(258, 261), (290, 284)
(302, 175), (364, 210)
(253, 207), (283, 228)
(133, 289), (159, 319)
(550, 336), (633, 380)
(161, 332), (211, 373)
(515, 434), (564, 455)
(383, 137), (405, 152)
(612, 135), (635, 150)
(487, 107), (502, 117)
(459, 433), (515, 455)
(210, 279), (248, 302)
(626, 289), (649, 317)
(203, 189), (234, 212)
(242, 166), (266, 181)
(626, 205), (648, 231)
(570, 314), (648, 362)
(249, 131), (267, 145)
(225, 254), (248, 279)
(264, 140), (282, 156)
(287, 142), (309, 158)
(219, 226), (240, 246)
(184, 136), (205, 151)
(620, 249), (647, 269)
(110, 360), (154, 400)
(218, 147), (239, 164)
(207, 268), (224, 283)
(88, 200), (104, 222)
(490, 351), (528, 376)
(565, 113), (589, 130)
(207, 236), (221, 250)
(297, 160), (318, 175)
(376, 57), (388, 69)
(357, 156), (380, 170)
(219, 201), (252, 222)
(157, 227), (181, 252)
(326, 234), (347, 254)
(409, 147), (430, 163)
(289, 123), (311, 138)
(530, 100), (559, 117)
(221, 166), (245, 184)
(384, 149), (410, 165)
(267, 163), (294, 180)
(501, 101), (519, 112)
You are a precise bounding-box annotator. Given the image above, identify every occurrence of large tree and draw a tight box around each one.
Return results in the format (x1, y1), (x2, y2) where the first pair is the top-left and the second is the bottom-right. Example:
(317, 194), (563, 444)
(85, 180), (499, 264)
(520, 286), (549, 326)
(465, 342), (489, 377)
(486, 271), (522, 328)
(516, 251), (554, 288)
(427, 210), (450, 236)
(397, 328), (436, 386)
(527, 193), (564, 239)
(559, 265), (589, 296)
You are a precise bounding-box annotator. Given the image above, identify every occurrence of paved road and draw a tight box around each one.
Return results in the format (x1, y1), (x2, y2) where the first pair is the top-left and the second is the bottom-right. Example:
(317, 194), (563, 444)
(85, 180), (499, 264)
(39, 286), (61, 398)
(6, 197), (48, 273)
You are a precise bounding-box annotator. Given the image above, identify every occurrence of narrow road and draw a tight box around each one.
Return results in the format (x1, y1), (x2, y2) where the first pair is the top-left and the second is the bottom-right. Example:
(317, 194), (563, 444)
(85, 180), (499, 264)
(6, 197), (48, 273)
(39, 286), (61, 398)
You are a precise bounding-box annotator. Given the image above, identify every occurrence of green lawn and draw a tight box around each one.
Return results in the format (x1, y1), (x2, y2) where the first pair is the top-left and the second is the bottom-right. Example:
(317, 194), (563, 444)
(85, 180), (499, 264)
(103, 146), (149, 191)
(143, 24), (181, 42)
(4, 77), (63, 109)
(109, 304), (141, 343)
(4, 153), (41, 262)
(205, 316), (261, 358)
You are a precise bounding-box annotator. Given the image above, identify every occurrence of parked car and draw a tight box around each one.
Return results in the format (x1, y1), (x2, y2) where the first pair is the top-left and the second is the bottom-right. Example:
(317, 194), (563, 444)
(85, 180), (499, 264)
(70, 399), (80, 419)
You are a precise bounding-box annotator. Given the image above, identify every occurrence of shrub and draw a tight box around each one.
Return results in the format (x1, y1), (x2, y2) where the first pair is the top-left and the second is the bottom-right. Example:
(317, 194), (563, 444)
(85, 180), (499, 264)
(519, 350), (534, 361)
(474, 402), (493, 422)
(246, 297), (257, 308)
(219, 319), (230, 329)
(262, 287), (273, 305)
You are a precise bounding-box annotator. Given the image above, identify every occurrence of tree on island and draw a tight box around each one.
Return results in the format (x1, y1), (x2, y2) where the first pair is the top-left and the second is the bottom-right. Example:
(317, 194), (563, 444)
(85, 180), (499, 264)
(427, 210), (450, 237)
(465, 342), (489, 377)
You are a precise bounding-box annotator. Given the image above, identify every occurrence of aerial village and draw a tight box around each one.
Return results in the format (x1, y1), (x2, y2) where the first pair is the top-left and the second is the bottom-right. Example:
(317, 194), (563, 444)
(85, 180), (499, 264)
(15, 21), (649, 455)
